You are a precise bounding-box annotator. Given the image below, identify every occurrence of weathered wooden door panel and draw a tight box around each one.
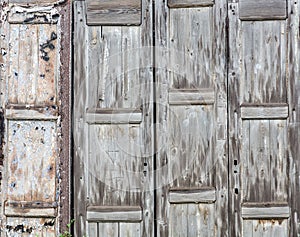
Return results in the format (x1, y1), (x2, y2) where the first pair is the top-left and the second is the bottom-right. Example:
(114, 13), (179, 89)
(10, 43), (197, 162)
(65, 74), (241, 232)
(74, 0), (300, 236)
(0, 0), (71, 235)
(74, 0), (153, 236)
(155, 0), (228, 236)
(228, 0), (300, 236)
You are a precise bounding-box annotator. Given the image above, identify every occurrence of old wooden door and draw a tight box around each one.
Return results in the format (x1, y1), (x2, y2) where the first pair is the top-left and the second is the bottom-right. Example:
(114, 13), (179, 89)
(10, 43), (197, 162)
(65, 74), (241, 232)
(228, 0), (300, 236)
(0, 0), (71, 235)
(74, 0), (300, 237)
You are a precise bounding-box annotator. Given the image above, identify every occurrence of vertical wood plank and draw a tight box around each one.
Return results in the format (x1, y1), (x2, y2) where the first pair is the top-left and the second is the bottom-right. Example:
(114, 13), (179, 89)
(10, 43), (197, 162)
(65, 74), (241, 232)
(186, 204), (200, 237)
(242, 219), (253, 237)
(8, 24), (19, 104)
(88, 222), (98, 237)
(98, 222), (118, 237)
(37, 24), (57, 106)
(241, 120), (250, 204)
(168, 204), (188, 237)
(119, 222), (142, 237)
(198, 204), (215, 237)
(73, 1), (88, 235)
(269, 120), (288, 202)
(241, 21), (287, 103)
(228, 2), (242, 236)
(79, 0), (154, 236)
(287, 0), (300, 236)
(247, 120), (271, 202)
(251, 219), (288, 237)
(156, 0), (228, 236)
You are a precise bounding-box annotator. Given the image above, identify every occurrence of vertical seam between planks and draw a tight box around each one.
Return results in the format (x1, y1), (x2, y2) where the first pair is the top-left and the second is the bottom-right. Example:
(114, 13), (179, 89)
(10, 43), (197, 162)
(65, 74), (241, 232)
(71, 1), (75, 234)
(152, 0), (157, 236)
(225, 4), (231, 236)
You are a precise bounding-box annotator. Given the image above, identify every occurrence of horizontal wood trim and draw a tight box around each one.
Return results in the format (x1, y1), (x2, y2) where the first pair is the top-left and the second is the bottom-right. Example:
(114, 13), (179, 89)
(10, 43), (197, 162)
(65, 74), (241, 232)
(86, 0), (141, 26)
(5, 107), (58, 120)
(86, 108), (142, 124)
(169, 89), (215, 105)
(5, 201), (57, 217)
(168, 0), (214, 8)
(87, 206), (142, 222)
(8, 6), (59, 24)
(241, 104), (288, 119)
(239, 0), (287, 20)
(169, 187), (216, 203)
(242, 202), (290, 219)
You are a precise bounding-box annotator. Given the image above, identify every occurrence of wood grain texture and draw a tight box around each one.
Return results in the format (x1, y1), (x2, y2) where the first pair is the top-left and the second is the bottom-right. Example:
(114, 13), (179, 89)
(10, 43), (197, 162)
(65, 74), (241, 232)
(155, 0), (228, 236)
(243, 219), (288, 237)
(241, 104), (288, 119)
(228, 1), (296, 236)
(169, 187), (216, 203)
(287, 0), (300, 236)
(7, 120), (57, 202)
(168, 0), (214, 8)
(242, 205), (290, 218)
(240, 20), (287, 104)
(239, 0), (287, 20)
(87, 206), (142, 222)
(88, 222), (98, 237)
(73, 2), (89, 235)
(5, 206), (57, 217)
(168, 89), (215, 105)
(8, 24), (58, 106)
(8, 0), (58, 4)
(86, 108), (142, 124)
(74, 0), (154, 236)
(169, 203), (215, 237)
(5, 108), (58, 120)
(86, 0), (141, 26)
(98, 222), (118, 237)
(119, 222), (142, 236)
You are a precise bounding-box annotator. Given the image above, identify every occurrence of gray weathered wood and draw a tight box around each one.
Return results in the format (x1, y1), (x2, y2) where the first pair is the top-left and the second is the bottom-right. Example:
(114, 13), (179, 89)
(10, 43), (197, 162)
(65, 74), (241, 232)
(168, 0), (214, 8)
(74, 0), (155, 235)
(169, 187), (216, 203)
(242, 205), (290, 219)
(156, 0), (228, 236)
(228, 1), (296, 235)
(73, 2), (89, 235)
(5, 108), (58, 120)
(88, 222), (98, 237)
(87, 206), (142, 222)
(5, 206), (57, 217)
(168, 89), (215, 105)
(119, 222), (142, 236)
(98, 222), (118, 237)
(86, 0), (141, 26)
(86, 108), (142, 124)
(240, 104), (288, 119)
(239, 0), (287, 20)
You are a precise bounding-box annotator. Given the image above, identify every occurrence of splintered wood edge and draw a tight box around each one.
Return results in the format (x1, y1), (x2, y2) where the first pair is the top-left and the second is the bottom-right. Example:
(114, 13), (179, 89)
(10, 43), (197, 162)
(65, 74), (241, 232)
(87, 206), (143, 222)
(169, 187), (216, 203)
